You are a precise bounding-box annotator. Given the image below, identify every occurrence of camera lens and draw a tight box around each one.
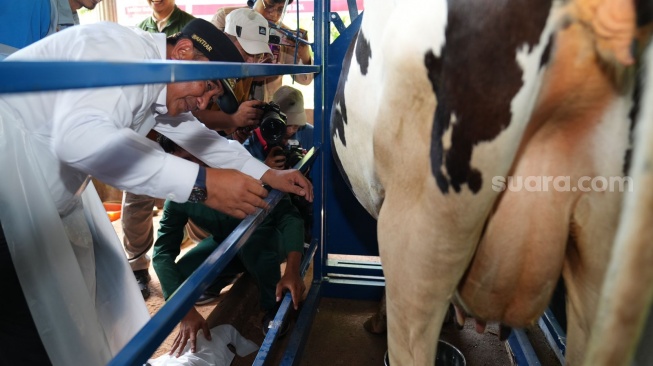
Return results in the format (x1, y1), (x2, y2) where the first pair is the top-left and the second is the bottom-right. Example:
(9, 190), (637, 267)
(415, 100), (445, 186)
(259, 102), (287, 146)
(260, 115), (286, 145)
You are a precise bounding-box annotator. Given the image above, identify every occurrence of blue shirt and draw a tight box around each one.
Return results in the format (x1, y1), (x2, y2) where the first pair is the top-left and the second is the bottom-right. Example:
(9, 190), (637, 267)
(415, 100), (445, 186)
(0, 0), (51, 49)
(292, 124), (314, 150)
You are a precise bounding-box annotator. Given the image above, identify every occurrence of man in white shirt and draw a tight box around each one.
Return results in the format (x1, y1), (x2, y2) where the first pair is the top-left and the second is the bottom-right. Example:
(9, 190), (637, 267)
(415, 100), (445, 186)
(0, 18), (312, 365)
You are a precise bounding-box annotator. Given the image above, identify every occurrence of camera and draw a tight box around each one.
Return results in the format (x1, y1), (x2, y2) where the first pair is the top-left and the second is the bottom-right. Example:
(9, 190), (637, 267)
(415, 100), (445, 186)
(256, 101), (287, 146)
(268, 28), (308, 47)
(273, 140), (306, 169)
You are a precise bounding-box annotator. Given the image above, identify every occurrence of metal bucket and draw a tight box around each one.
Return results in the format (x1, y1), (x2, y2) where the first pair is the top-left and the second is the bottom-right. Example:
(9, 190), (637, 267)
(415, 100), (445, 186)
(384, 340), (466, 366)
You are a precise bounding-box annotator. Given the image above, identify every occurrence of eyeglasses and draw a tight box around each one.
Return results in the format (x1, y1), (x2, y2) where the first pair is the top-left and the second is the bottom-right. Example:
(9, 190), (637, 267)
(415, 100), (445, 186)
(250, 53), (272, 63)
(237, 44), (271, 63)
(260, 0), (285, 16)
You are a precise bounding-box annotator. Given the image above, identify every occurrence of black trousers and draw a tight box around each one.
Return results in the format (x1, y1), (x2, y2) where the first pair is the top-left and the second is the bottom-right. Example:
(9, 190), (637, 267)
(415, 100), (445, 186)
(0, 223), (52, 365)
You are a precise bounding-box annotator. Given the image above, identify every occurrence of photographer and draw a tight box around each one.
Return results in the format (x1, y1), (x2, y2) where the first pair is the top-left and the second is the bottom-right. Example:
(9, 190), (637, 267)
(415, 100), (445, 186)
(243, 86), (309, 169)
(243, 86), (313, 243)
(152, 135), (305, 356)
(194, 8), (273, 132)
(211, 0), (313, 102)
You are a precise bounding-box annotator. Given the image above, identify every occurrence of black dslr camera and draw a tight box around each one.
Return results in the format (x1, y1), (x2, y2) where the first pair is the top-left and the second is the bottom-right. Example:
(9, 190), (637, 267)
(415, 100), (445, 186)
(253, 102), (307, 169)
(256, 101), (287, 146)
(273, 141), (306, 169)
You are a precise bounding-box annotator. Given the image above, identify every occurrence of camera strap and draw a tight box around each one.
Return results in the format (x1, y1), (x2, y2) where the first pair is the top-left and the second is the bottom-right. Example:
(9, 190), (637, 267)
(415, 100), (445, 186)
(254, 128), (270, 152)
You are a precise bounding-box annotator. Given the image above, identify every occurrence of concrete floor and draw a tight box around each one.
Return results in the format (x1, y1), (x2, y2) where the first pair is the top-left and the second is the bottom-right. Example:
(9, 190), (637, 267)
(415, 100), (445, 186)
(296, 297), (561, 366)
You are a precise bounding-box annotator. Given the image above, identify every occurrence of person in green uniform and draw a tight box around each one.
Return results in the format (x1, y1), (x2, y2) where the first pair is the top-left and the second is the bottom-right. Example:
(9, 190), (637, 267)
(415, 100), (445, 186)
(138, 0), (195, 36)
(153, 134), (305, 356)
(128, 0), (196, 299)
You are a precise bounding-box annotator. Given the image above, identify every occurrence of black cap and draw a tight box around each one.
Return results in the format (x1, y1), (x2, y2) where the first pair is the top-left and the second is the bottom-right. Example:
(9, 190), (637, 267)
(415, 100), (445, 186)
(179, 18), (244, 63)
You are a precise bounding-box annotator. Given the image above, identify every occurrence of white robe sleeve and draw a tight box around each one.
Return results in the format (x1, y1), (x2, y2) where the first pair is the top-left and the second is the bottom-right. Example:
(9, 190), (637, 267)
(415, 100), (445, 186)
(154, 112), (270, 180)
(51, 85), (199, 203)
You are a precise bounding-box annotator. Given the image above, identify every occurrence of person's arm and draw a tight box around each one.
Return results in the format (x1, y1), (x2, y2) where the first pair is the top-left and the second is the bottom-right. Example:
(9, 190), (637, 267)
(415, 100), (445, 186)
(154, 112), (269, 179)
(279, 27), (314, 85)
(34, 25), (203, 203)
(264, 146), (287, 170)
(155, 201), (212, 356)
(276, 251), (304, 310)
(152, 200), (190, 299)
(156, 114), (314, 211)
(272, 196), (306, 309)
(193, 100), (263, 131)
(210, 7), (228, 31)
(51, 84), (200, 203)
(170, 307), (211, 357)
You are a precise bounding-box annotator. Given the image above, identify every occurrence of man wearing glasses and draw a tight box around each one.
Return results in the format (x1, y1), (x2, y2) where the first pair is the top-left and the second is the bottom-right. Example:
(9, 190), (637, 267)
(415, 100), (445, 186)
(210, 0), (313, 102)
(194, 8), (273, 132)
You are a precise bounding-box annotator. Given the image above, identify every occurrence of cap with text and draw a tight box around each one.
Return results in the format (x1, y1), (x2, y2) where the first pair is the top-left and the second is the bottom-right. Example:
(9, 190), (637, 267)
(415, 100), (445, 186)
(225, 8), (272, 55)
(179, 18), (244, 63)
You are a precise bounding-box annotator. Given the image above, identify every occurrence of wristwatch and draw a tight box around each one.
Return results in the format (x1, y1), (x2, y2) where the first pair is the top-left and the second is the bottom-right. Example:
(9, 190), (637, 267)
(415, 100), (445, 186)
(188, 166), (208, 203)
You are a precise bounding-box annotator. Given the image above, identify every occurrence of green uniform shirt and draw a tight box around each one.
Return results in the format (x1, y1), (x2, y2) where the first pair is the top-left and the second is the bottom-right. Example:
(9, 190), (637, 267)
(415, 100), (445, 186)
(153, 195), (304, 305)
(137, 6), (195, 37)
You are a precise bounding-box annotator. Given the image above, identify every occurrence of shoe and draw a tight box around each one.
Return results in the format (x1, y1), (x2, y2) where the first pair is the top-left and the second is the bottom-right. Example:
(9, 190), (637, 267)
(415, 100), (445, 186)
(134, 270), (151, 300)
(262, 310), (290, 337)
(195, 291), (219, 305)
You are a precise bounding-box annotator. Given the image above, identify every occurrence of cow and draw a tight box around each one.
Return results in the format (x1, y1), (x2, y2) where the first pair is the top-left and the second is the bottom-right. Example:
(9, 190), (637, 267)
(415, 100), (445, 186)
(330, 0), (651, 365)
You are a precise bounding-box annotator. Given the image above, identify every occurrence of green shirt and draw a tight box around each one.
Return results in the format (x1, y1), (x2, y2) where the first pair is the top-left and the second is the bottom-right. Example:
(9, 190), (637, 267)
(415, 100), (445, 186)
(153, 195), (304, 299)
(137, 6), (195, 37)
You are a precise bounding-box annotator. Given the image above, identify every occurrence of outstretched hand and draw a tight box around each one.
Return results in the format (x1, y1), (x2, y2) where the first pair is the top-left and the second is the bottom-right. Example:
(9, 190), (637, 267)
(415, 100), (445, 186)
(204, 168), (269, 219)
(276, 252), (305, 310)
(261, 169), (313, 202)
(169, 307), (211, 357)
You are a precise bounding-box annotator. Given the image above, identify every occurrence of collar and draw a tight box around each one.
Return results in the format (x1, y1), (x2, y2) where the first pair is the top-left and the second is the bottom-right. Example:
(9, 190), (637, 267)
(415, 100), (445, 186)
(150, 6), (182, 32)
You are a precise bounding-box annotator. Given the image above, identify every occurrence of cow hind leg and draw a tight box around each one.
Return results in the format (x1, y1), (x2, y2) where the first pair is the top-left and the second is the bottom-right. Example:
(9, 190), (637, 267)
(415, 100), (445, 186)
(379, 193), (480, 365)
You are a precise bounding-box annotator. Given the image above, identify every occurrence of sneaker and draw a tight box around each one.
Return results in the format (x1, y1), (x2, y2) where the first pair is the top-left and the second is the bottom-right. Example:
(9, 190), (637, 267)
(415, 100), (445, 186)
(133, 270), (151, 300)
(262, 310), (290, 337)
(195, 291), (219, 305)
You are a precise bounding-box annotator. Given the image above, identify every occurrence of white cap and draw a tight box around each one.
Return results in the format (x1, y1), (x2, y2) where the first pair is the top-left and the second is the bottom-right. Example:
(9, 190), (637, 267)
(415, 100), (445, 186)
(225, 8), (271, 55)
(272, 86), (307, 126)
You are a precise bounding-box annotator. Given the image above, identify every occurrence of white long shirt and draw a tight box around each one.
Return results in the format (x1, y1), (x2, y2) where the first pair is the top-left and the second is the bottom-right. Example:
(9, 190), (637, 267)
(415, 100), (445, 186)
(1, 22), (269, 214)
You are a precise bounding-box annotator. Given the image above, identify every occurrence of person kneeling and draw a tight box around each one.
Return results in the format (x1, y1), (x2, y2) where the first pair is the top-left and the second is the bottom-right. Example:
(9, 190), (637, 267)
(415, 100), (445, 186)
(153, 135), (306, 356)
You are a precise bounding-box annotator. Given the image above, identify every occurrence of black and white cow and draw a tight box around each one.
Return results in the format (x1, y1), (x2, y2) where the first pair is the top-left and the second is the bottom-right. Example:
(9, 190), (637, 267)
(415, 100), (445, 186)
(331, 0), (651, 365)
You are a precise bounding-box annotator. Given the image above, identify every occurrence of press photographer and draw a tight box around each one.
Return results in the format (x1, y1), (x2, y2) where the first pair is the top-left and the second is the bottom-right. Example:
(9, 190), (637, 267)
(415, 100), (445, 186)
(243, 86), (310, 171)
(243, 86), (313, 243)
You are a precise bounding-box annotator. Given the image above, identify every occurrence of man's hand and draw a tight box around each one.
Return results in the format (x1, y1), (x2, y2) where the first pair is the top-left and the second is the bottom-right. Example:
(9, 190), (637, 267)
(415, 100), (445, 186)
(169, 307), (211, 357)
(193, 100), (263, 131)
(205, 168), (269, 219)
(265, 146), (286, 170)
(231, 100), (264, 128)
(261, 169), (313, 202)
(276, 252), (305, 309)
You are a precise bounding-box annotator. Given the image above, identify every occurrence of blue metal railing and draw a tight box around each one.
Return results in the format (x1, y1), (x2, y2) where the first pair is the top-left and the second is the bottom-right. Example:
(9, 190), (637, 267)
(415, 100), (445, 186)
(253, 235), (319, 366)
(0, 61), (319, 93)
